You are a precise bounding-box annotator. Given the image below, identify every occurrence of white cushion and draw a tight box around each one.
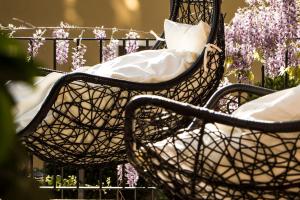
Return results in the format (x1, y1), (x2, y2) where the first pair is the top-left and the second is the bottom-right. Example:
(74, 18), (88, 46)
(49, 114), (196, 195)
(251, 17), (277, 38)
(232, 85), (300, 121)
(164, 19), (211, 55)
(84, 49), (197, 83)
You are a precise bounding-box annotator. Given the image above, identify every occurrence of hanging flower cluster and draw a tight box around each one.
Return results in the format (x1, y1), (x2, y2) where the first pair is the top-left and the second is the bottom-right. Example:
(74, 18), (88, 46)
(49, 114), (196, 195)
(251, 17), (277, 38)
(93, 26), (107, 61)
(102, 28), (119, 62)
(117, 163), (139, 187)
(1, 21), (148, 73)
(7, 24), (17, 38)
(52, 27), (70, 65)
(125, 31), (140, 54)
(102, 39), (119, 62)
(71, 30), (87, 70)
(27, 29), (46, 61)
(71, 42), (87, 70)
(226, 0), (299, 82)
(93, 26), (106, 40)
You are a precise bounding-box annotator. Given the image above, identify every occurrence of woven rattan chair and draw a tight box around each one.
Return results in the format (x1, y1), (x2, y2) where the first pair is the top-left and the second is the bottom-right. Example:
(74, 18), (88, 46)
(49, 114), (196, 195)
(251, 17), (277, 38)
(18, 0), (224, 167)
(124, 84), (300, 199)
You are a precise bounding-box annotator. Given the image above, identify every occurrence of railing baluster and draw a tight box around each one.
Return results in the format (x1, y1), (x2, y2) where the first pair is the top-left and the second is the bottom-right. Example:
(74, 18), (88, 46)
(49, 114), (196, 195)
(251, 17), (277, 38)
(146, 39), (149, 49)
(284, 49), (289, 89)
(151, 188), (154, 200)
(261, 65), (265, 87)
(53, 39), (57, 70)
(99, 169), (103, 200)
(28, 152), (34, 178)
(78, 168), (85, 199)
(99, 39), (103, 63)
(53, 166), (57, 191)
(29, 39), (34, 62)
(60, 167), (64, 199)
(76, 168), (80, 198)
(76, 38), (80, 47)
(123, 39), (126, 55)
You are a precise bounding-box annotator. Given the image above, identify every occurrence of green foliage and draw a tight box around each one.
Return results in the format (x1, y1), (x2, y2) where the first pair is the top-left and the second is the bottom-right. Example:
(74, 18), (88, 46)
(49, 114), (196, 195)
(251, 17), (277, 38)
(262, 75), (300, 90)
(0, 89), (14, 163)
(0, 142), (50, 199)
(0, 33), (50, 199)
(0, 34), (39, 164)
(98, 177), (112, 194)
(39, 175), (77, 188)
(285, 66), (300, 81)
(0, 35), (38, 84)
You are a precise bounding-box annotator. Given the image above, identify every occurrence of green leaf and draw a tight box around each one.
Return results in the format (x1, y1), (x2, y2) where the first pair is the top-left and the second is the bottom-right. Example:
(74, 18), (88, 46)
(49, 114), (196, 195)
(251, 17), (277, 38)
(0, 35), (39, 84)
(0, 89), (14, 164)
(286, 66), (300, 80)
(247, 71), (255, 82)
(253, 50), (262, 62)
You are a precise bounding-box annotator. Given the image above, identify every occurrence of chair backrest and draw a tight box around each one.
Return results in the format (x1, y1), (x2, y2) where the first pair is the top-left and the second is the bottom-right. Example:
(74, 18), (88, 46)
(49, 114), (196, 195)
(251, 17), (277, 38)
(171, 0), (219, 25)
(154, 0), (222, 50)
(152, 0), (224, 108)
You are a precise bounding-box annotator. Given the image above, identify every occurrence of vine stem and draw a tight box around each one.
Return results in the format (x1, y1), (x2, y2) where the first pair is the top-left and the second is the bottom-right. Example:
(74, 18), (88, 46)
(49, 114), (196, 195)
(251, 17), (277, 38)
(2, 24), (152, 35)
(2, 17), (162, 39)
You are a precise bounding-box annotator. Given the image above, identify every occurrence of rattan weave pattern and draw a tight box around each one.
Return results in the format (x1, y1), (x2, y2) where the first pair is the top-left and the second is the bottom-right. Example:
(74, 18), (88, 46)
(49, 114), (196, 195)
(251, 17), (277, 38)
(19, 0), (224, 167)
(125, 84), (300, 199)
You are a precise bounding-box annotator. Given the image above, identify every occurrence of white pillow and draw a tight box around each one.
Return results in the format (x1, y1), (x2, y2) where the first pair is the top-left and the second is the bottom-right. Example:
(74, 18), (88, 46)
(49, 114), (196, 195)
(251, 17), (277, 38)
(232, 84), (300, 121)
(83, 49), (197, 83)
(164, 19), (211, 55)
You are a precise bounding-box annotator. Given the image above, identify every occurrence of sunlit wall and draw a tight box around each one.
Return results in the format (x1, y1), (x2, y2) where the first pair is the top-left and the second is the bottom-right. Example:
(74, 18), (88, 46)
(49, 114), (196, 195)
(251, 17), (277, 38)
(0, 0), (245, 31)
(0, 0), (168, 32)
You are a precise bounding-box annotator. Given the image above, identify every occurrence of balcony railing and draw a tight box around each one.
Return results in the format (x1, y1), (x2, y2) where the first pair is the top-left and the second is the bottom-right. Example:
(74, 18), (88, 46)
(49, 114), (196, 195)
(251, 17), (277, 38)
(14, 36), (157, 71)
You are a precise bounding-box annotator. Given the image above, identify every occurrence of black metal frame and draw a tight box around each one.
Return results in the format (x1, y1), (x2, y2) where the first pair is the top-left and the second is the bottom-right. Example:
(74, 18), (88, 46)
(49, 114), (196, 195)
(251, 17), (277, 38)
(18, 0), (224, 167)
(125, 83), (300, 199)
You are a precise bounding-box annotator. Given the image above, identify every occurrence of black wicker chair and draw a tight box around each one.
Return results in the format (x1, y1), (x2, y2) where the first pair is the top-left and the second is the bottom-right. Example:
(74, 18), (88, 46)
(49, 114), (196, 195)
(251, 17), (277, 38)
(18, 0), (224, 167)
(125, 84), (300, 199)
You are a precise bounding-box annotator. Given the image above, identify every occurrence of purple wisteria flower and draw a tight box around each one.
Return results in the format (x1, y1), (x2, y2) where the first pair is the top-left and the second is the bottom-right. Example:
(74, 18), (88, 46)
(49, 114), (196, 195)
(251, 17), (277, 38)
(117, 163), (139, 187)
(93, 26), (106, 40)
(125, 31), (140, 54)
(71, 42), (87, 70)
(93, 26), (107, 62)
(7, 24), (17, 38)
(102, 39), (119, 62)
(225, 0), (299, 81)
(27, 29), (46, 61)
(52, 28), (70, 65)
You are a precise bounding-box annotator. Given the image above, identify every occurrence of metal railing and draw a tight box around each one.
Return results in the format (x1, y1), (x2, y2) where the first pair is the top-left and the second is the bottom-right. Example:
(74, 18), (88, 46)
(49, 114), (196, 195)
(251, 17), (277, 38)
(15, 37), (157, 71)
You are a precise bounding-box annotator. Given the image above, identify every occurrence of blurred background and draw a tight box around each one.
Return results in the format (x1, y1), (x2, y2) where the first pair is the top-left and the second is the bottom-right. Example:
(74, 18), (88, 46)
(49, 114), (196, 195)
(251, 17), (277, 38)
(0, 0), (246, 68)
(0, 0), (245, 69)
(0, 0), (246, 31)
